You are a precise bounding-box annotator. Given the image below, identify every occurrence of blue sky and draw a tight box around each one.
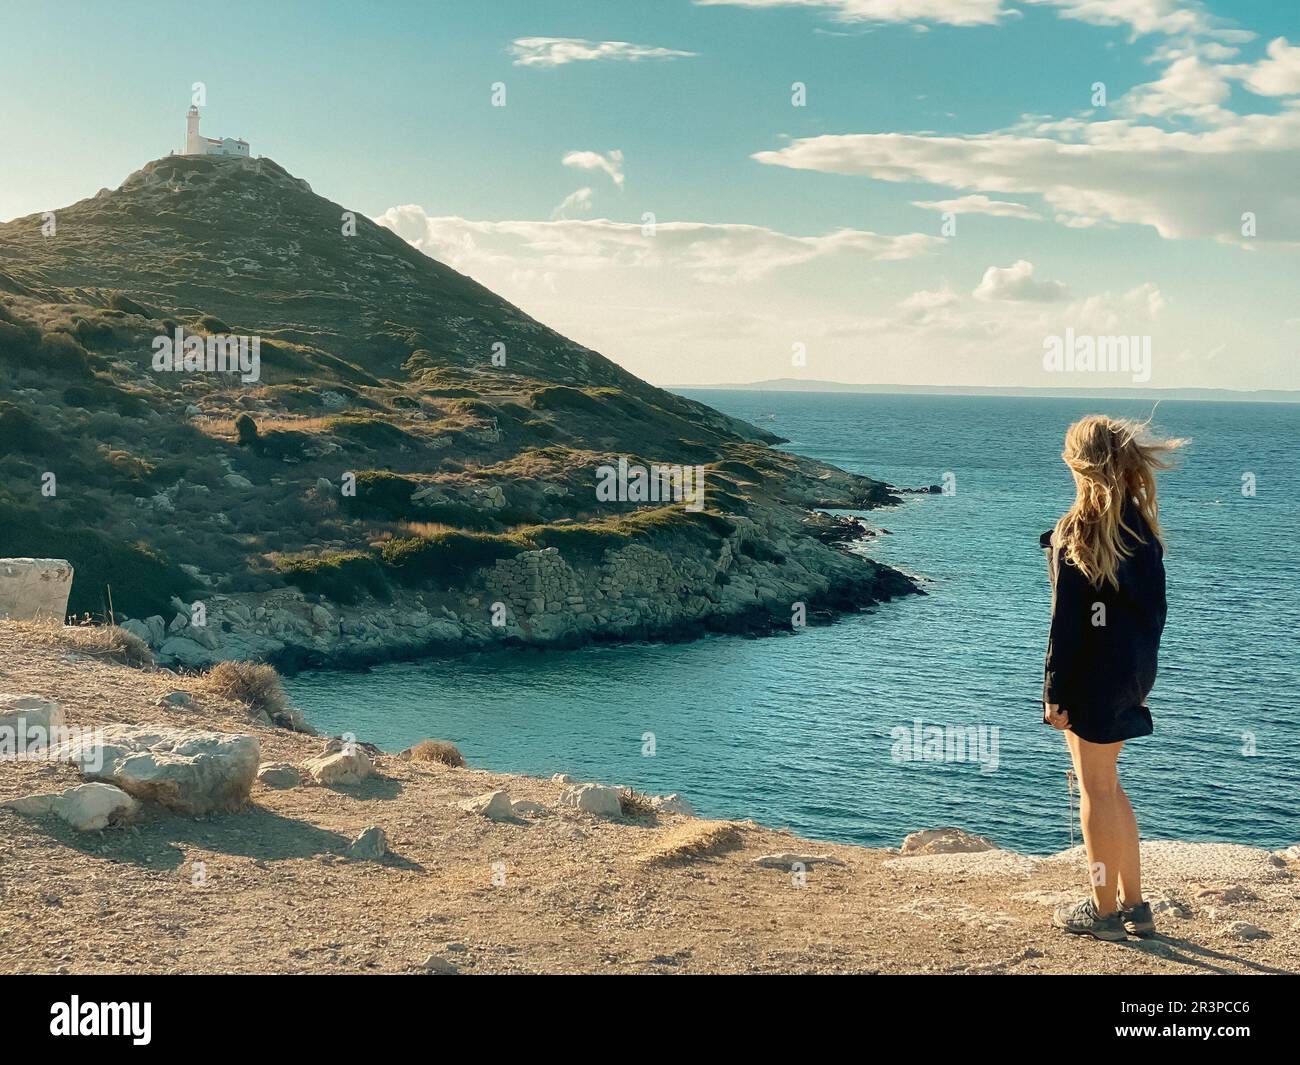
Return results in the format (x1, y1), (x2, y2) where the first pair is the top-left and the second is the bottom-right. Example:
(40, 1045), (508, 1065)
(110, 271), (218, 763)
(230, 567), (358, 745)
(2, 0), (1298, 389)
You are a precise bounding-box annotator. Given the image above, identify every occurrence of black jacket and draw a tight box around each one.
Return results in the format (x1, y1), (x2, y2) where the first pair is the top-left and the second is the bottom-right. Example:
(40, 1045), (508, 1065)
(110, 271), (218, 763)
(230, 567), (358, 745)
(1040, 504), (1167, 743)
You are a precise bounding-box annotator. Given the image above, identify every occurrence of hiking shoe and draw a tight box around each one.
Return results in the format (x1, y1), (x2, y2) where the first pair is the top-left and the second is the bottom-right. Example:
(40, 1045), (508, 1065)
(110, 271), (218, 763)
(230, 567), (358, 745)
(1052, 897), (1127, 941)
(1120, 900), (1157, 937)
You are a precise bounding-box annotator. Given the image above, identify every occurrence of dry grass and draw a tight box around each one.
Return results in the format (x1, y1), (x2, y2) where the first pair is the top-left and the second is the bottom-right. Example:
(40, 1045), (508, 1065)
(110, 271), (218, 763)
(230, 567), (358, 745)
(396, 520), (456, 539)
(408, 738), (466, 767)
(5, 619), (154, 670)
(191, 413), (334, 441)
(637, 820), (743, 866)
(619, 788), (657, 818)
(202, 660), (302, 728)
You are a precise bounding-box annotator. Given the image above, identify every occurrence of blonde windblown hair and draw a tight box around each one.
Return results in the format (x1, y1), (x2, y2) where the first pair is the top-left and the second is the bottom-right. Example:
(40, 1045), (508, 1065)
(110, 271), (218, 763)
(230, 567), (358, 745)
(1053, 414), (1187, 590)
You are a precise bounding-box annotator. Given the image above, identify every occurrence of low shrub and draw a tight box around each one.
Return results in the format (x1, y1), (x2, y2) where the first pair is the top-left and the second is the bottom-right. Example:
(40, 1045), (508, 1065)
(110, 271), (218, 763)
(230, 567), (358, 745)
(379, 531), (524, 588)
(276, 550), (391, 604)
(204, 660), (305, 728)
(408, 739), (466, 767)
(339, 470), (421, 521)
(107, 292), (158, 319)
(327, 415), (414, 450)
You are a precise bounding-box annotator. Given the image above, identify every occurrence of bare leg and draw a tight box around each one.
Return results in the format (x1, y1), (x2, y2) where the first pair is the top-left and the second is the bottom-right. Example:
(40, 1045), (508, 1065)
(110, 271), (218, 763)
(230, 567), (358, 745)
(1115, 785), (1143, 906)
(1064, 732), (1140, 916)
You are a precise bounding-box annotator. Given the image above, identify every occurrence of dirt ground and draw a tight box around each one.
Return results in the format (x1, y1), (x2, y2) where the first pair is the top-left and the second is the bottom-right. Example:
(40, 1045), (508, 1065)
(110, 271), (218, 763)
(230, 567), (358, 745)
(1, 621), (1296, 975)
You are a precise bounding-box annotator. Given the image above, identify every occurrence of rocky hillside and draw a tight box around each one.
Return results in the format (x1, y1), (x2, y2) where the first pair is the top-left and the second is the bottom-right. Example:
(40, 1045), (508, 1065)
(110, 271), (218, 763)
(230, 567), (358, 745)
(1, 621), (1296, 975)
(0, 154), (912, 667)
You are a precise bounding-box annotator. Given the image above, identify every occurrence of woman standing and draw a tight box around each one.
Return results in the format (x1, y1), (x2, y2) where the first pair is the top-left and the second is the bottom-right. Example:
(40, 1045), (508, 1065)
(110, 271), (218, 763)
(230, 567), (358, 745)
(1042, 415), (1185, 941)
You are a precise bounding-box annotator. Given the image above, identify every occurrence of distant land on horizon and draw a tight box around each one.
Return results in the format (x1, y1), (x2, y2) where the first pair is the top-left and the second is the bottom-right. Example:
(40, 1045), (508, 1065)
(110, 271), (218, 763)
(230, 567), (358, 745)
(677, 380), (1300, 405)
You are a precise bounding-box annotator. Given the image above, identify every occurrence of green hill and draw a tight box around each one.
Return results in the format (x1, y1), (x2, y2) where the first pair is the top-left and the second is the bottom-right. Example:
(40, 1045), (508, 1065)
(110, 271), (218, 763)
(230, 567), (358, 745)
(0, 154), (910, 658)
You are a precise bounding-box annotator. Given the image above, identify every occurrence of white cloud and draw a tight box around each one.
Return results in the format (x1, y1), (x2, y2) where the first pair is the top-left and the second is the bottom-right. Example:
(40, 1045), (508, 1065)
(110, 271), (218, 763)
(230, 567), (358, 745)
(911, 193), (1041, 219)
(693, 0), (1006, 26)
(1238, 37), (1300, 97)
(752, 106), (1300, 243)
(562, 149), (625, 189)
(973, 260), (1069, 302)
(1121, 55), (1232, 120)
(1024, 0), (1246, 41)
(375, 206), (942, 283)
(551, 187), (593, 220)
(510, 37), (697, 68)
(696, 0), (1250, 39)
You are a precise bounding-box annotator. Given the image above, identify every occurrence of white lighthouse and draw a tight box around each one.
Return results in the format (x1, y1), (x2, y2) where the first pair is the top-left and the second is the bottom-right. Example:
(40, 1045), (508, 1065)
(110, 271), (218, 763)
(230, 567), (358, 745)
(184, 106), (250, 158)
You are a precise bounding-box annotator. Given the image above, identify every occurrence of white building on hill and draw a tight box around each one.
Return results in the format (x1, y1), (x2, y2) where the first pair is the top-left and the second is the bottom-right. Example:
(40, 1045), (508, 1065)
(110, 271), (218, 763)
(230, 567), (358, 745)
(184, 106), (250, 157)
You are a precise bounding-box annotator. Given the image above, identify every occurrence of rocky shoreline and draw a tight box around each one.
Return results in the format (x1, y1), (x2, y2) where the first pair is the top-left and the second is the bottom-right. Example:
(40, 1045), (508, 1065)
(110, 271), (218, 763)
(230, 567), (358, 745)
(1, 619), (1296, 975)
(106, 469), (919, 673)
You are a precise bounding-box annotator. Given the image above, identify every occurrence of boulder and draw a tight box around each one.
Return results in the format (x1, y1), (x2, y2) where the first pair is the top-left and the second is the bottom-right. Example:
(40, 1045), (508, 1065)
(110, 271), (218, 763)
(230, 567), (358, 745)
(899, 827), (996, 856)
(650, 793), (694, 816)
(459, 790), (514, 820)
(158, 636), (213, 669)
(257, 762), (302, 789)
(560, 783), (623, 818)
(0, 558), (73, 621)
(48, 725), (259, 814)
(0, 694), (65, 749)
(3, 783), (138, 831)
(304, 748), (374, 787)
(52, 783), (139, 830)
(347, 826), (388, 860)
(1, 793), (62, 817)
(120, 619), (153, 645)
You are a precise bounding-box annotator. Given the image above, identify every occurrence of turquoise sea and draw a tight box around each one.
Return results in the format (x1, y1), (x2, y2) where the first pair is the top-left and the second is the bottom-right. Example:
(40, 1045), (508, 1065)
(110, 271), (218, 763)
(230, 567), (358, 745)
(286, 393), (1300, 854)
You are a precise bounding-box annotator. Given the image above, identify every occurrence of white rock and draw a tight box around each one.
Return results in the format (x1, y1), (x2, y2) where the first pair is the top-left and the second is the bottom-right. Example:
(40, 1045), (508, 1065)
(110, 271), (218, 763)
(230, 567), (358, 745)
(256, 762), (301, 789)
(459, 790), (514, 820)
(3, 783), (138, 831)
(347, 826), (388, 860)
(304, 748), (374, 786)
(1151, 894), (1191, 919)
(560, 783), (623, 818)
(0, 558), (73, 621)
(48, 725), (259, 814)
(650, 793), (694, 816)
(0, 694), (66, 748)
(900, 827), (996, 856)
(52, 783), (139, 831)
